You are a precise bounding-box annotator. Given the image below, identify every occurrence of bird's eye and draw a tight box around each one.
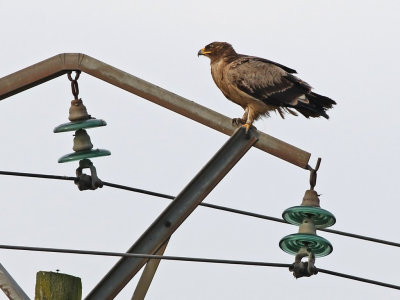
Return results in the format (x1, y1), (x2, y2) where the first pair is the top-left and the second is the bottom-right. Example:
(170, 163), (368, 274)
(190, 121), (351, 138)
(209, 44), (215, 48)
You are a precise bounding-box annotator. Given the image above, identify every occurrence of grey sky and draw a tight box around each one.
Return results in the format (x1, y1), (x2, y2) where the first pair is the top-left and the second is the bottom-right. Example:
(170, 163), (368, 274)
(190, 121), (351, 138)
(0, 1), (399, 299)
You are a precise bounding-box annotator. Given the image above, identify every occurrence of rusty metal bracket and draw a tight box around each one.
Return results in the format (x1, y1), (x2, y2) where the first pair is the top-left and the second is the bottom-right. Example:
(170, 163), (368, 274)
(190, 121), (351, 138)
(74, 159), (103, 191)
(289, 246), (318, 278)
(306, 157), (321, 190)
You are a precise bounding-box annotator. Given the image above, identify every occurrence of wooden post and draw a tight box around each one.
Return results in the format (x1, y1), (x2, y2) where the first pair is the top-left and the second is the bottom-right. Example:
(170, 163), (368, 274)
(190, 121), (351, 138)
(35, 271), (81, 300)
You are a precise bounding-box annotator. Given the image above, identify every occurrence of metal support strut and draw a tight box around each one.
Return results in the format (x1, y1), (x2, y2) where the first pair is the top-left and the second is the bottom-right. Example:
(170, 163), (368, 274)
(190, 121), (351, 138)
(85, 127), (258, 299)
(0, 263), (30, 300)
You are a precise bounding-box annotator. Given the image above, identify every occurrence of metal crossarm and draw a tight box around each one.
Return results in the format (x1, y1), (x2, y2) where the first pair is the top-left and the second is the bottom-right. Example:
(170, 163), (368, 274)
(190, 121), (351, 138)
(0, 53), (310, 168)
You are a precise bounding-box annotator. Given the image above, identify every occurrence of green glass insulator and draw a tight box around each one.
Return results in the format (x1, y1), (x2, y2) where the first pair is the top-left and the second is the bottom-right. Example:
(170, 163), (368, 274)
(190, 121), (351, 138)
(282, 206), (336, 229)
(58, 149), (111, 163)
(53, 119), (107, 133)
(279, 233), (333, 257)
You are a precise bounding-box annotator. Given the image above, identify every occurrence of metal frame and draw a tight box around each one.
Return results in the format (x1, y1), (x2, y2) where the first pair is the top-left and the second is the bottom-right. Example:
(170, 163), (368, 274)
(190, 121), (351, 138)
(0, 54), (316, 299)
(85, 127), (258, 299)
(0, 53), (310, 168)
(131, 239), (169, 300)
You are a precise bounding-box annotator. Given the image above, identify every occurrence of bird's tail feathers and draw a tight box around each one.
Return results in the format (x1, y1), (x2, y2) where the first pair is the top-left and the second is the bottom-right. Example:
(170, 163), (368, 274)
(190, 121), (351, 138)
(276, 107), (299, 119)
(294, 92), (336, 119)
(308, 92), (336, 108)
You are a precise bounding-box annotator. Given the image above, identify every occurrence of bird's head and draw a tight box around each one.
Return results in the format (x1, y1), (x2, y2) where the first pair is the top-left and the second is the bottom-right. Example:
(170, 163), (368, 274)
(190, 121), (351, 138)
(198, 42), (236, 61)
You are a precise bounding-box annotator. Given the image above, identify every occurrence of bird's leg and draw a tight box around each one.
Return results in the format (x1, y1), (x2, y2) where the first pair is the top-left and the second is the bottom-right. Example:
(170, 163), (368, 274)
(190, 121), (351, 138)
(232, 108), (248, 127)
(242, 108), (256, 134)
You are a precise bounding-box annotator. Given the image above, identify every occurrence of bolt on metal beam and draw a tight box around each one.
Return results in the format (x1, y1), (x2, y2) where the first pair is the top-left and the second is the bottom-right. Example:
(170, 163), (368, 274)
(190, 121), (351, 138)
(85, 127), (258, 299)
(0, 53), (310, 168)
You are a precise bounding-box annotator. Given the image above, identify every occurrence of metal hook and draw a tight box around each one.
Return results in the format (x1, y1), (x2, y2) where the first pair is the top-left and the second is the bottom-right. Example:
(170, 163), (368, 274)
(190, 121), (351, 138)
(67, 70), (81, 82)
(67, 71), (81, 101)
(306, 157), (321, 190)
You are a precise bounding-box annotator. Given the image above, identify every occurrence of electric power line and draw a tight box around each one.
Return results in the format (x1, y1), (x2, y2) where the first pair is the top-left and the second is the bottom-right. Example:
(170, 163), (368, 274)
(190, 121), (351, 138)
(0, 244), (289, 268)
(0, 169), (399, 248)
(0, 243), (398, 291)
(317, 268), (400, 291)
(0, 170), (75, 181)
(1, 170), (400, 291)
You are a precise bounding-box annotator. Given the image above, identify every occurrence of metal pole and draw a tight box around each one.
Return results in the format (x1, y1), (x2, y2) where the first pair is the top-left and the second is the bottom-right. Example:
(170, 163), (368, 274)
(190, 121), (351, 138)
(85, 127), (258, 299)
(0, 263), (30, 300)
(0, 53), (311, 168)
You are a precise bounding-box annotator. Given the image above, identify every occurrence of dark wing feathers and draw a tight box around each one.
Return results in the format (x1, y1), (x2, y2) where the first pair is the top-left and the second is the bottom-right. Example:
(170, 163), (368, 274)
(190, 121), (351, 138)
(227, 57), (309, 106)
(238, 55), (297, 74)
(226, 55), (336, 119)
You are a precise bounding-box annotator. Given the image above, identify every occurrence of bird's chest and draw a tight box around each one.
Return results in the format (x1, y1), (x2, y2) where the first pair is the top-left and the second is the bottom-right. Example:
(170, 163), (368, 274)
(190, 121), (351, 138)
(210, 61), (233, 98)
(210, 61), (254, 108)
(210, 61), (225, 86)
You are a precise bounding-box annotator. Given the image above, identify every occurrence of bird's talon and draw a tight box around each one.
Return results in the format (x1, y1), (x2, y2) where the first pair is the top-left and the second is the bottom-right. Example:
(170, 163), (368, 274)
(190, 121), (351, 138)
(242, 123), (251, 134)
(241, 123), (257, 137)
(232, 118), (245, 127)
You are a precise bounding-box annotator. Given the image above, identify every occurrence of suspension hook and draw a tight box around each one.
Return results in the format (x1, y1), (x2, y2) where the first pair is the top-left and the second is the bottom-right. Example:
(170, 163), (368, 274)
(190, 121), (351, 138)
(289, 246), (318, 278)
(67, 70), (81, 101)
(74, 159), (103, 191)
(306, 157), (321, 190)
(66, 71), (91, 121)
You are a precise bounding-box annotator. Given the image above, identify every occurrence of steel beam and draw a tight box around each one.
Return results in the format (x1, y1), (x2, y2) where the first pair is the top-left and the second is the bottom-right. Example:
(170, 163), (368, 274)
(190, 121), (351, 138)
(131, 239), (169, 300)
(0, 263), (30, 300)
(85, 127), (258, 299)
(0, 53), (310, 168)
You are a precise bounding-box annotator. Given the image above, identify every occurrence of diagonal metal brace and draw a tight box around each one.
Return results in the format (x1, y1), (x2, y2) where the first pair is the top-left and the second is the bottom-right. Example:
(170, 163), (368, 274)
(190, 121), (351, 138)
(0, 263), (30, 300)
(131, 239), (170, 300)
(85, 127), (258, 299)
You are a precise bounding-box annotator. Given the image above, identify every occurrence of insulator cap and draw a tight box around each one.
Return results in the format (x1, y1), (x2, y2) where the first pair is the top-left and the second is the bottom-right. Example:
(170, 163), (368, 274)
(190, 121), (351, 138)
(298, 218), (316, 235)
(73, 129), (93, 152)
(69, 99), (90, 121)
(301, 190), (320, 207)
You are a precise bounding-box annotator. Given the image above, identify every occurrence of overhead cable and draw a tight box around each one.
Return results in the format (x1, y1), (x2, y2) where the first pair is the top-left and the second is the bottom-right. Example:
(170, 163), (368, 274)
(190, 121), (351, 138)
(0, 170), (399, 248)
(0, 243), (398, 291)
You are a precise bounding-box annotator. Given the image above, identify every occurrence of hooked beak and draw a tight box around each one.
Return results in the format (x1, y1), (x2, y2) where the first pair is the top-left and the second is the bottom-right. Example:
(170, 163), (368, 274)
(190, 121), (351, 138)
(197, 48), (211, 57)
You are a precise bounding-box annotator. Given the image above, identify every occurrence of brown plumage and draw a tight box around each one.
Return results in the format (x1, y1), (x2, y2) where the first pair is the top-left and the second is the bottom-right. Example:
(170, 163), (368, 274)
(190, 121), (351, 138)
(198, 42), (336, 131)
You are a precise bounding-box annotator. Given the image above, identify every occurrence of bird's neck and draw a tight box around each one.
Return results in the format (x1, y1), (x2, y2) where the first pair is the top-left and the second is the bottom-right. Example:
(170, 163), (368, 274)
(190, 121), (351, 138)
(210, 49), (238, 64)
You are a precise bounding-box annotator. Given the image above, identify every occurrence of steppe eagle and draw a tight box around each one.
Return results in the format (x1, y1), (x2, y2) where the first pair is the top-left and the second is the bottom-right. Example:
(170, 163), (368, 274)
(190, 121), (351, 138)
(198, 42), (336, 132)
